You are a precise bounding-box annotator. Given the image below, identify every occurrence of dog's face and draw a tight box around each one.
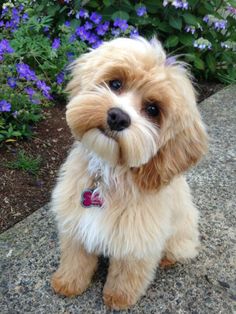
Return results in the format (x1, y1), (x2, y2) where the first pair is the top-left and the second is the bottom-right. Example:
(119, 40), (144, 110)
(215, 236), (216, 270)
(66, 37), (207, 190)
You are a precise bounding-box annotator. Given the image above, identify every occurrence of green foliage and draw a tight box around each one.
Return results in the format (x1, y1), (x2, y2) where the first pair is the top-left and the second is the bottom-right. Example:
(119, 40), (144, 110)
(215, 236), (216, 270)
(0, 0), (235, 143)
(83, 0), (236, 83)
(6, 150), (41, 176)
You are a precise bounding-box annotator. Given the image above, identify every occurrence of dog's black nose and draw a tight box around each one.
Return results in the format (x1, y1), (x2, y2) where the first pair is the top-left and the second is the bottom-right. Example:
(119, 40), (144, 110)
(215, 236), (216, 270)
(107, 107), (131, 131)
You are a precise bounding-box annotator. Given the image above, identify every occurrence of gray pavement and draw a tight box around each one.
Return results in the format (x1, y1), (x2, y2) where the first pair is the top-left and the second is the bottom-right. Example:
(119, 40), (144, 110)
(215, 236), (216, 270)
(0, 85), (236, 314)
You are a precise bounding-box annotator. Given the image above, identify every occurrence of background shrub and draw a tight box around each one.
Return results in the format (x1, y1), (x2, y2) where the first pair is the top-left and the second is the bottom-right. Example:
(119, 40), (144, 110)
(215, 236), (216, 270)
(0, 0), (235, 142)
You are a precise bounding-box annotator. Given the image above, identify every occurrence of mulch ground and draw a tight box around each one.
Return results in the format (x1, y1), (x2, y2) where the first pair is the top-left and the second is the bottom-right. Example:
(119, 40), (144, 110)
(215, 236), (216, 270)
(0, 82), (223, 233)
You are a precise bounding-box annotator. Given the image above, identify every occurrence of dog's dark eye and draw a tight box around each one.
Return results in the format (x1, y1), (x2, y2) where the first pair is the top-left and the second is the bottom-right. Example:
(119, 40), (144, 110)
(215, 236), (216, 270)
(109, 79), (122, 91)
(145, 103), (160, 117)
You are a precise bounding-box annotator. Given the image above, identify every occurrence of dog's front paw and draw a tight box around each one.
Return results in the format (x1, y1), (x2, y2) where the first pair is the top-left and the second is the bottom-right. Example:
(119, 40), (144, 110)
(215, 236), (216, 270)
(159, 257), (177, 269)
(103, 290), (136, 310)
(51, 271), (88, 297)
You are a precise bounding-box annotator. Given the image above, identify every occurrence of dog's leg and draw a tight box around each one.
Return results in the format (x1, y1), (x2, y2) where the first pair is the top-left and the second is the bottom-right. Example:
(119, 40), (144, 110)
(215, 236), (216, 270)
(164, 203), (200, 263)
(51, 235), (98, 297)
(103, 256), (157, 310)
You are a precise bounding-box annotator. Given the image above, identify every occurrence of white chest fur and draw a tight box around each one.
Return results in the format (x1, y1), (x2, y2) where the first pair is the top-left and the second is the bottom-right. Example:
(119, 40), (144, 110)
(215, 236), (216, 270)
(53, 147), (174, 259)
(75, 154), (172, 259)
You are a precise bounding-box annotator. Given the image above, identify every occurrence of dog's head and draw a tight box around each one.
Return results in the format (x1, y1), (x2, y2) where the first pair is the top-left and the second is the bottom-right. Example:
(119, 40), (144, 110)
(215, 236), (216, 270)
(66, 37), (207, 190)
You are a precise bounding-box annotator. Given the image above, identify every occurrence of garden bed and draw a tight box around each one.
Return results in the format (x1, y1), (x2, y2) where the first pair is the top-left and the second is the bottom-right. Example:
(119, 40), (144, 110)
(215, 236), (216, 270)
(0, 82), (223, 233)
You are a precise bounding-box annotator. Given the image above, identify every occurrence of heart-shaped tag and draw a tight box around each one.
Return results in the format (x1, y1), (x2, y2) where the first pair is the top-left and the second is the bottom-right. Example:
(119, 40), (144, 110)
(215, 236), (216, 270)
(81, 189), (103, 208)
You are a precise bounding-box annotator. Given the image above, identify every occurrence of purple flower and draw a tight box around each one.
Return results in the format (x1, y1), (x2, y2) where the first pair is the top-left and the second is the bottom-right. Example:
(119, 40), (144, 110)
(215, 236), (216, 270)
(136, 6), (147, 17)
(84, 21), (93, 30)
(90, 12), (102, 24)
(76, 9), (89, 19)
(172, 0), (188, 9)
(111, 28), (121, 37)
(24, 87), (40, 105)
(76, 26), (89, 41)
(67, 52), (74, 62)
(0, 21), (4, 27)
(96, 22), (109, 36)
(5, 20), (14, 29)
(36, 80), (51, 99)
(24, 87), (36, 97)
(185, 25), (195, 34)
(130, 28), (139, 38)
(69, 34), (76, 43)
(0, 39), (14, 54)
(16, 63), (37, 81)
(12, 111), (19, 118)
(214, 20), (227, 30)
(203, 15), (209, 23)
(7, 77), (17, 89)
(163, 0), (168, 6)
(12, 8), (19, 16)
(182, 1), (188, 9)
(87, 33), (99, 44)
(1, 8), (8, 17)
(64, 0), (70, 3)
(113, 18), (129, 31)
(67, 10), (73, 17)
(102, 21), (109, 31)
(22, 13), (29, 21)
(44, 26), (49, 33)
(64, 21), (70, 27)
(32, 98), (41, 105)
(227, 6), (236, 15)
(221, 42), (230, 49)
(172, 0), (182, 8)
(52, 38), (60, 49)
(0, 100), (11, 112)
(56, 72), (65, 84)
(194, 38), (212, 50)
(92, 40), (103, 49)
(19, 4), (24, 12)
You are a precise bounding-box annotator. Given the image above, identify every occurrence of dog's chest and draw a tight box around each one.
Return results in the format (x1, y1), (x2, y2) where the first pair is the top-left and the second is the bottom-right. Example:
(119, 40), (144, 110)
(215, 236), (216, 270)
(76, 185), (170, 259)
(73, 154), (171, 259)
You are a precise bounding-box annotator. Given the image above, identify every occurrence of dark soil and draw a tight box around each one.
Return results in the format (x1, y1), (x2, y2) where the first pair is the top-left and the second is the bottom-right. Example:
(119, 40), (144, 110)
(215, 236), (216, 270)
(0, 82), (224, 233)
(0, 105), (73, 233)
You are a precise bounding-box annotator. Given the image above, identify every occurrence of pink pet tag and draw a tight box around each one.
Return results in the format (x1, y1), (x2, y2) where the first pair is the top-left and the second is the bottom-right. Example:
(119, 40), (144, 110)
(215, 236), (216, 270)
(81, 189), (104, 208)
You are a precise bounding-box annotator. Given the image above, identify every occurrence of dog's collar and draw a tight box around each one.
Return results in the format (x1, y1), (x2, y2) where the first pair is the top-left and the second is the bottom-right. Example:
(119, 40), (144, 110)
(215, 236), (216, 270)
(81, 173), (104, 208)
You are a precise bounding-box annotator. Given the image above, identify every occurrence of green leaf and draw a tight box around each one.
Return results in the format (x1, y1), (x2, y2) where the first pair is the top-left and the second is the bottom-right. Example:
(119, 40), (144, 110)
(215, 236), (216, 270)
(103, 0), (114, 6)
(144, 0), (159, 13)
(179, 34), (194, 46)
(183, 13), (199, 26)
(111, 11), (129, 21)
(47, 4), (60, 17)
(228, 0), (236, 5)
(194, 57), (205, 70)
(169, 16), (182, 30)
(165, 35), (179, 48)
(206, 54), (216, 73)
(87, 1), (99, 8)
(203, 2), (214, 11)
(70, 18), (81, 30)
(157, 21), (172, 33)
(12, 131), (22, 137)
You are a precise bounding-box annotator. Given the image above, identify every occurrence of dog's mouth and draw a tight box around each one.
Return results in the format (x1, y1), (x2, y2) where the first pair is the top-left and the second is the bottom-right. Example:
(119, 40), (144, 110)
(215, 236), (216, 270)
(81, 128), (120, 166)
(98, 127), (118, 140)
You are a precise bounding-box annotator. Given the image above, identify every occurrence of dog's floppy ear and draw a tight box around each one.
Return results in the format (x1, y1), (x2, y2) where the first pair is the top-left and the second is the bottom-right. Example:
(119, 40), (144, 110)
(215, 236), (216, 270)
(132, 118), (207, 190)
(132, 64), (208, 191)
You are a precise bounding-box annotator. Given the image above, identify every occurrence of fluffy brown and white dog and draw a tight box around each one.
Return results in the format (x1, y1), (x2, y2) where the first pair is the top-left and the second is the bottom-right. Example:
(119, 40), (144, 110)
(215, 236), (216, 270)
(51, 37), (207, 310)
